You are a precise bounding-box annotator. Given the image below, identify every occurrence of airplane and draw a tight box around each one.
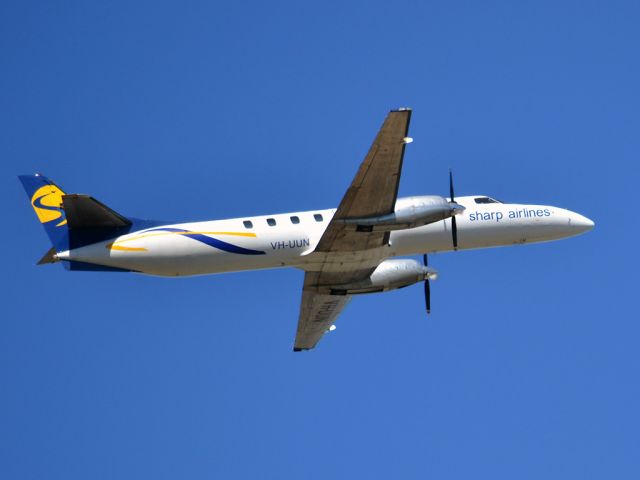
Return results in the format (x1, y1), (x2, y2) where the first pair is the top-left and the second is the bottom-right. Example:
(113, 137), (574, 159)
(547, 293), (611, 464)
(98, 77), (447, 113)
(19, 108), (594, 351)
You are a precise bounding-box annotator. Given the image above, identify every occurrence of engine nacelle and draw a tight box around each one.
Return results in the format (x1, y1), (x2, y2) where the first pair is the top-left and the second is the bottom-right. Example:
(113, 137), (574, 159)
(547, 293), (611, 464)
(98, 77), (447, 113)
(340, 195), (464, 232)
(325, 259), (437, 295)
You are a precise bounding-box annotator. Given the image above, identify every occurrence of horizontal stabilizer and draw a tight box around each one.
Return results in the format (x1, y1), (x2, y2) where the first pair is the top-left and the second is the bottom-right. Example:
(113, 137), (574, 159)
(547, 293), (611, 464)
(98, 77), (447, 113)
(62, 194), (131, 229)
(37, 247), (58, 265)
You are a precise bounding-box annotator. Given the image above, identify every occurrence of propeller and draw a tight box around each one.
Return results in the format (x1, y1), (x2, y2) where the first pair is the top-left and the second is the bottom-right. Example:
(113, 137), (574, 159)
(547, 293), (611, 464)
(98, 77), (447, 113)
(423, 254), (431, 314)
(449, 169), (459, 250)
(421, 171), (462, 315)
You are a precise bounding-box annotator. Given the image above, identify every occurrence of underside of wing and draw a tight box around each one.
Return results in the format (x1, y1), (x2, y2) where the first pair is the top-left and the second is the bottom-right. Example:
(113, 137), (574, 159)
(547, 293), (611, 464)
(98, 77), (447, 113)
(315, 108), (412, 253)
(292, 109), (413, 351)
(293, 272), (352, 351)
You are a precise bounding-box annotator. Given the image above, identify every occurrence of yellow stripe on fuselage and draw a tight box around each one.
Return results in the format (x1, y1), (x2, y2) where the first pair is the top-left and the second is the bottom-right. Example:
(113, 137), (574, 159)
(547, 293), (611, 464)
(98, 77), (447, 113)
(106, 243), (147, 252)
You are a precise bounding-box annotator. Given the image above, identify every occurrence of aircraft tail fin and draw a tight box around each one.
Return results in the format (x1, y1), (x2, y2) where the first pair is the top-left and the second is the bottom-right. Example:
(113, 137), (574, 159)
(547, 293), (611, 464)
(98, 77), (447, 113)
(19, 174), (134, 256)
(18, 174), (70, 251)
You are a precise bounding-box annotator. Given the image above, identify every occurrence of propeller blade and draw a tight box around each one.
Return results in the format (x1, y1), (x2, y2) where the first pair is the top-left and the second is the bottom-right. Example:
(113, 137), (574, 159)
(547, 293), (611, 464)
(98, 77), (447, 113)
(449, 169), (455, 202)
(451, 215), (458, 250)
(449, 170), (459, 250)
(423, 253), (431, 314)
(425, 278), (431, 314)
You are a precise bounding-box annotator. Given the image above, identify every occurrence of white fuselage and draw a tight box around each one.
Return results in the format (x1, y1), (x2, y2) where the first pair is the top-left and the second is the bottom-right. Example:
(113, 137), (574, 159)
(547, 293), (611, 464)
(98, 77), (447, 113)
(57, 195), (594, 276)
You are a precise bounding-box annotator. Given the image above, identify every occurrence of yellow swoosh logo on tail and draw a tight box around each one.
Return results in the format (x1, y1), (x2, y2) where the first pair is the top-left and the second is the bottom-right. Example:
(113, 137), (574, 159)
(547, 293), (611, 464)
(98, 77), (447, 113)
(31, 185), (67, 226)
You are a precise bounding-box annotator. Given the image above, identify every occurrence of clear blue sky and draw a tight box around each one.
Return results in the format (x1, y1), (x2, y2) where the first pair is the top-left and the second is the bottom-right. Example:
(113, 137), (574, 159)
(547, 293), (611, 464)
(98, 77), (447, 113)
(2, 1), (639, 478)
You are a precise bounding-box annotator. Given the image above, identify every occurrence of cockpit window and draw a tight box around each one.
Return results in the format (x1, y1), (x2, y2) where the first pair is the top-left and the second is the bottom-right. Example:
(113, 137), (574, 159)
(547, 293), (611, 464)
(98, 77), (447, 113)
(474, 197), (502, 204)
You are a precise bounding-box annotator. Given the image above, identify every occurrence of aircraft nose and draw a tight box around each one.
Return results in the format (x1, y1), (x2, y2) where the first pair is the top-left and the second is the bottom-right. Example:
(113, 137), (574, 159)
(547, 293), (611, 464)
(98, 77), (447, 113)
(569, 211), (595, 234)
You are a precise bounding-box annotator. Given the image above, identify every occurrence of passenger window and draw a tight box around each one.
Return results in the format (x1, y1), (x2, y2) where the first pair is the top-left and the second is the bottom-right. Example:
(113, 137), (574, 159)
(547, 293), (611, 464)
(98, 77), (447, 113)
(267, 218), (276, 226)
(314, 213), (323, 222)
(243, 220), (253, 228)
(290, 216), (300, 224)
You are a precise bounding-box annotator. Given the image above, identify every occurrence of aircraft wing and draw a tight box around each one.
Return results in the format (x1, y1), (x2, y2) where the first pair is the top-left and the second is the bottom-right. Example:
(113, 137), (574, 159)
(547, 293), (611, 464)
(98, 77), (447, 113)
(293, 109), (412, 351)
(293, 272), (352, 351)
(315, 108), (412, 253)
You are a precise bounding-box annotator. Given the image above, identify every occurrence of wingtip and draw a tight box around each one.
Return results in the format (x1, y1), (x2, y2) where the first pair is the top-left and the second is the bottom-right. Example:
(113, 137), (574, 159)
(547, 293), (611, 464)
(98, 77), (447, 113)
(393, 107), (412, 112)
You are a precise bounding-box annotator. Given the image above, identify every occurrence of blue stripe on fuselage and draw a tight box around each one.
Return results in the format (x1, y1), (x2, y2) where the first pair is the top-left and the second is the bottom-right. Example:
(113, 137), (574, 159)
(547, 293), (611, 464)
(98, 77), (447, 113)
(146, 228), (266, 255)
